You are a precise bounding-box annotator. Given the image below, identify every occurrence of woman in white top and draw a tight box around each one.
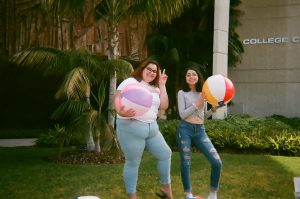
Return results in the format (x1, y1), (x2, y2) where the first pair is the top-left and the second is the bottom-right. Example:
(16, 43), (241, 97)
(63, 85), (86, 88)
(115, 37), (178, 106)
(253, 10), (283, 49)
(176, 66), (222, 199)
(114, 59), (173, 199)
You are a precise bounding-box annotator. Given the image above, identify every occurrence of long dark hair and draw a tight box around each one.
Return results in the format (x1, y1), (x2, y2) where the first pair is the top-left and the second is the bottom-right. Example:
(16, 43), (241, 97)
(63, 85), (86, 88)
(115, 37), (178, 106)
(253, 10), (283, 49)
(181, 66), (204, 92)
(131, 59), (161, 87)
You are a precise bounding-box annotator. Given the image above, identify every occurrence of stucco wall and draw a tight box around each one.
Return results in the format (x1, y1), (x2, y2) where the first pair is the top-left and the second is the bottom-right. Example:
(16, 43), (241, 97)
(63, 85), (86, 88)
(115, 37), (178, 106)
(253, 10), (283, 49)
(229, 0), (300, 117)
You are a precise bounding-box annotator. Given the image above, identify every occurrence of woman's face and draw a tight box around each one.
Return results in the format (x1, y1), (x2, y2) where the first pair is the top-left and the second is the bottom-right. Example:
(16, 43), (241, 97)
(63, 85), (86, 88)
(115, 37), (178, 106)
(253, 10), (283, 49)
(142, 63), (158, 83)
(185, 69), (199, 86)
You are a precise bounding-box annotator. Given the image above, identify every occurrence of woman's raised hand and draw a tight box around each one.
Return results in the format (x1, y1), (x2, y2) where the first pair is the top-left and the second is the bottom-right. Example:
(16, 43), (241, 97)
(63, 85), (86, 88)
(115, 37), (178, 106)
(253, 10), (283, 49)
(159, 69), (168, 86)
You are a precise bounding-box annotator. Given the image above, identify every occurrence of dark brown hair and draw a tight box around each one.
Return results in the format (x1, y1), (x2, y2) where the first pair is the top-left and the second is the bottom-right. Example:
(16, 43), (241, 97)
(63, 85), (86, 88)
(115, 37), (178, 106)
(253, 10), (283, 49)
(181, 66), (204, 92)
(131, 59), (161, 87)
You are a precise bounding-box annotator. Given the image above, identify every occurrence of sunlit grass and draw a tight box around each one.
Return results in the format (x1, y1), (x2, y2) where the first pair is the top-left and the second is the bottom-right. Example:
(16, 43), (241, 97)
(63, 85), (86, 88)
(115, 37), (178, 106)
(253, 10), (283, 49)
(270, 156), (300, 176)
(0, 147), (299, 199)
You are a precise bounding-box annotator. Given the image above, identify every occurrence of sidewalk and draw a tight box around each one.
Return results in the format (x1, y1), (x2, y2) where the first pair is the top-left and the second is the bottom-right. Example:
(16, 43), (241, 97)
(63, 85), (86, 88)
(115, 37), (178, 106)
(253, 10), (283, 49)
(0, 138), (37, 147)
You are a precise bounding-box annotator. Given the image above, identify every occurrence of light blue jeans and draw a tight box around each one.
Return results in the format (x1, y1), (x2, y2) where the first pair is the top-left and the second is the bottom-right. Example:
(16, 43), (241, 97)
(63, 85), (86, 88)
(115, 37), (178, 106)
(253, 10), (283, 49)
(176, 120), (222, 193)
(116, 118), (172, 194)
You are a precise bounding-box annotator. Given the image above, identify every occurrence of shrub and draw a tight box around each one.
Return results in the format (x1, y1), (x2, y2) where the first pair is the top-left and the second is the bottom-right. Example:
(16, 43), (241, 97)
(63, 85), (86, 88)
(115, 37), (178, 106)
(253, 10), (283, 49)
(267, 131), (300, 156)
(35, 124), (84, 147)
(158, 115), (300, 156)
(158, 119), (179, 150)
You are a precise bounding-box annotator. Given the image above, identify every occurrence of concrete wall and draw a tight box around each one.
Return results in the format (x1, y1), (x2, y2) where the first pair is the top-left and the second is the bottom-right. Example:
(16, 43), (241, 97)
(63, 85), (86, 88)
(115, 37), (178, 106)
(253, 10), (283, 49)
(229, 0), (300, 117)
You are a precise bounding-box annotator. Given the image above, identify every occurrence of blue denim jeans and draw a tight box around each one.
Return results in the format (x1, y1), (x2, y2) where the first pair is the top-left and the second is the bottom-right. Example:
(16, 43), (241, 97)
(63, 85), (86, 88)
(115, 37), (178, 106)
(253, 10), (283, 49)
(116, 118), (172, 194)
(176, 120), (222, 193)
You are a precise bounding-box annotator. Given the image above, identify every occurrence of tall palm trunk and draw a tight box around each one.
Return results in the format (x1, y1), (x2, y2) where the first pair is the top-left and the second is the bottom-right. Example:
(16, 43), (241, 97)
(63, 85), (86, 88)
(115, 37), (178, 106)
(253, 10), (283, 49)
(107, 21), (120, 128)
(108, 71), (117, 128)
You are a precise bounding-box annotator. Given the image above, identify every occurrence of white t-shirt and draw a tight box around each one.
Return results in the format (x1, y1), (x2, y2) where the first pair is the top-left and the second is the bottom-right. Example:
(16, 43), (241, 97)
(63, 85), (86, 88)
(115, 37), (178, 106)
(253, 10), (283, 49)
(117, 77), (160, 123)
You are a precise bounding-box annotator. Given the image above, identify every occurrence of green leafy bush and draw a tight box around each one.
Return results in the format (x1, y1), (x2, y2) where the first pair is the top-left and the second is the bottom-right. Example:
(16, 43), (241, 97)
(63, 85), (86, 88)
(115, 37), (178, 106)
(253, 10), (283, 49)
(35, 124), (84, 147)
(158, 114), (300, 156)
(157, 119), (179, 150)
(267, 131), (300, 156)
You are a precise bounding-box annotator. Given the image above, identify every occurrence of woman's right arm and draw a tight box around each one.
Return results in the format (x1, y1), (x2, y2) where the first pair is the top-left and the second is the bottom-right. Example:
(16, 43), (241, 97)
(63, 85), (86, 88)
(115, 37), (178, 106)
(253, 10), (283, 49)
(114, 90), (135, 117)
(177, 90), (198, 120)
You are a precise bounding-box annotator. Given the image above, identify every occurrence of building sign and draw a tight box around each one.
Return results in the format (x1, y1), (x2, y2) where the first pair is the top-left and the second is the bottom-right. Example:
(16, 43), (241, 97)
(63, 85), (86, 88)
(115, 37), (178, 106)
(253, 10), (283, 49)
(243, 36), (300, 45)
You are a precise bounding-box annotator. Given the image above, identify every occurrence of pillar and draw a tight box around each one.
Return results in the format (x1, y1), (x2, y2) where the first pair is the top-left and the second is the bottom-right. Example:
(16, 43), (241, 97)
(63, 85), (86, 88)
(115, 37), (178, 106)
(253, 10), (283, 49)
(212, 0), (230, 119)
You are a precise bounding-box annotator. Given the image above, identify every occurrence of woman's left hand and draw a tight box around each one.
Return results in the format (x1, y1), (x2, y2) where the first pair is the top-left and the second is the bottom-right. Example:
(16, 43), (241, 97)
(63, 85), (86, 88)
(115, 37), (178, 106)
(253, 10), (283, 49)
(159, 69), (168, 86)
(158, 69), (169, 109)
(211, 104), (226, 112)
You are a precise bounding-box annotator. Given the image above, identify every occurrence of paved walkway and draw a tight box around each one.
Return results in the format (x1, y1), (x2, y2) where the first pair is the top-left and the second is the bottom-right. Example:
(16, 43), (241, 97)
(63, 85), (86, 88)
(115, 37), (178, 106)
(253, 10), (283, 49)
(0, 138), (37, 147)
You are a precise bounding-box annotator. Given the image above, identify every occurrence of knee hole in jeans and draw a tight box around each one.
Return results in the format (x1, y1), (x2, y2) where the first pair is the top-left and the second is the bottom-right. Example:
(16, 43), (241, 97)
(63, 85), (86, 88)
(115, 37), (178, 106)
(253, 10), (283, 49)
(209, 148), (221, 160)
(183, 146), (190, 153)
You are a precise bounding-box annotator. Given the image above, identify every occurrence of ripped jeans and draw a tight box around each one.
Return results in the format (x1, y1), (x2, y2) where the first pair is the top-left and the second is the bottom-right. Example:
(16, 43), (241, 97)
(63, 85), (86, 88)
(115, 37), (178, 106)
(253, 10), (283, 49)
(176, 120), (222, 193)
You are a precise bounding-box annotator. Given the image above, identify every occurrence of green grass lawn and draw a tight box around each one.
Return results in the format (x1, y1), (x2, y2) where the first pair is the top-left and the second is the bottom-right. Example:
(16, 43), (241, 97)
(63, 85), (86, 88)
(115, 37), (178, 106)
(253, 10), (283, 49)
(0, 147), (299, 199)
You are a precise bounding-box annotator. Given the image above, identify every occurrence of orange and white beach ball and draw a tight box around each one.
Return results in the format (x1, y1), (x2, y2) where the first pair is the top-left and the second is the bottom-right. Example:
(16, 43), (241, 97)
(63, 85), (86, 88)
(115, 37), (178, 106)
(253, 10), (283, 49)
(202, 74), (235, 106)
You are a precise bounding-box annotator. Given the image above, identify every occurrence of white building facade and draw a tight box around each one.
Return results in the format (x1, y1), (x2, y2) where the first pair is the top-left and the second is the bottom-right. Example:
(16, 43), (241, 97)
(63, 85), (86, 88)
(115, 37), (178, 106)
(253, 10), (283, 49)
(228, 0), (300, 117)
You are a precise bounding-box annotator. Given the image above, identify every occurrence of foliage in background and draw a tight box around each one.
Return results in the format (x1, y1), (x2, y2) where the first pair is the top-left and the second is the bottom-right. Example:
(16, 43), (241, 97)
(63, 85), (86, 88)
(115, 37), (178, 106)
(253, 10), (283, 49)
(147, 0), (244, 69)
(9, 47), (133, 153)
(158, 114), (300, 156)
(2, 114), (300, 157)
(146, 0), (244, 110)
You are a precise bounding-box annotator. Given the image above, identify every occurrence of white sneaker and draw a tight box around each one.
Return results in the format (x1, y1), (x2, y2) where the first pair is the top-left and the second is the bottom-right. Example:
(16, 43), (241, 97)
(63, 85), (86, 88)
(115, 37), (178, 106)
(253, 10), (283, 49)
(207, 192), (217, 199)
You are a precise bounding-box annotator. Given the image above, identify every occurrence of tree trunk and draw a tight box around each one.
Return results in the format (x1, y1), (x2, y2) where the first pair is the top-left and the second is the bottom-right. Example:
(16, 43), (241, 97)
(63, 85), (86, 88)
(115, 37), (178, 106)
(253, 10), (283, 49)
(107, 21), (120, 128)
(59, 16), (64, 50)
(86, 128), (95, 151)
(70, 21), (75, 50)
(85, 90), (95, 151)
(108, 71), (116, 128)
(94, 132), (101, 153)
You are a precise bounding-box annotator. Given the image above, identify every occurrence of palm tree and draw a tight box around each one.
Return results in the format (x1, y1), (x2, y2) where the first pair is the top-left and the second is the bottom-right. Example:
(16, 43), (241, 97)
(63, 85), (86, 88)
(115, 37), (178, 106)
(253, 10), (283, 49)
(143, 0), (244, 114)
(148, 0), (243, 67)
(36, 0), (190, 130)
(10, 47), (133, 152)
(94, 0), (191, 127)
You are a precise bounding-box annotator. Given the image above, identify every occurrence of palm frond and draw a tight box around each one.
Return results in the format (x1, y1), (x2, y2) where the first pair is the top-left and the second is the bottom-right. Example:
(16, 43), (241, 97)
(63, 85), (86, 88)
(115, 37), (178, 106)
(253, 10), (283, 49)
(230, 0), (244, 28)
(92, 59), (133, 81)
(90, 112), (114, 152)
(67, 48), (99, 70)
(95, 0), (129, 22)
(93, 112), (114, 151)
(41, 0), (89, 19)
(63, 112), (90, 140)
(97, 80), (107, 111)
(55, 67), (91, 100)
(228, 30), (244, 67)
(50, 100), (90, 120)
(102, 124), (115, 152)
(10, 47), (108, 81)
(88, 110), (114, 149)
(10, 47), (70, 75)
(128, 0), (190, 24)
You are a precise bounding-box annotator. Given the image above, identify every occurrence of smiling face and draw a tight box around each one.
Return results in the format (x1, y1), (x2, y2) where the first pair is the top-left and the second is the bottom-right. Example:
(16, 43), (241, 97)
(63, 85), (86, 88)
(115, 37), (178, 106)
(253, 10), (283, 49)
(185, 69), (199, 87)
(142, 63), (158, 83)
